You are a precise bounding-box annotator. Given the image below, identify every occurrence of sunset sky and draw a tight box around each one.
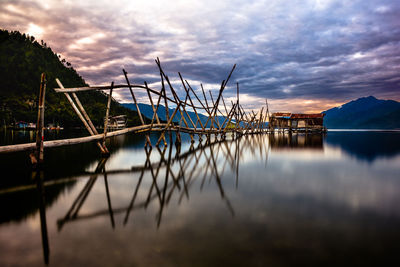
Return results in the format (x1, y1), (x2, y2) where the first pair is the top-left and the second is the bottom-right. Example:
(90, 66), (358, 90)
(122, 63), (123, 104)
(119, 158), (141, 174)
(1, 0), (399, 113)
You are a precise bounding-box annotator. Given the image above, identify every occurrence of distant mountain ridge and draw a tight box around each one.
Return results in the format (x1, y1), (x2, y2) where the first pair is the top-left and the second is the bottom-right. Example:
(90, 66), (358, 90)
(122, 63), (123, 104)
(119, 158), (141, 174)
(122, 103), (229, 128)
(323, 96), (400, 129)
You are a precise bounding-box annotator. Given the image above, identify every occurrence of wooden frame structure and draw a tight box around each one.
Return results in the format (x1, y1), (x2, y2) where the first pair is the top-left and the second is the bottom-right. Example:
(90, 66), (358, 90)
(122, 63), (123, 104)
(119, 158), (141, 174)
(0, 59), (270, 156)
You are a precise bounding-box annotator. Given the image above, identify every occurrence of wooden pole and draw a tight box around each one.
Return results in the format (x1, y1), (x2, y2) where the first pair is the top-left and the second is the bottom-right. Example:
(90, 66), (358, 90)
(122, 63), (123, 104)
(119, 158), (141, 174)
(56, 79), (107, 154)
(156, 102), (181, 146)
(123, 70), (152, 147)
(222, 103), (237, 133)
(146, 83), (167, 146)
(145, 82), (161, 125)
(32, 73), (46, 165)
(72, 93), (98, 134)
(155, 59), (194, 132)
(179, 76), (204, 130)
(123, 69), (145, 125)
(103, 82), (113, 155)
(235, 83), (240, 134)
(145, 81), (164, 146)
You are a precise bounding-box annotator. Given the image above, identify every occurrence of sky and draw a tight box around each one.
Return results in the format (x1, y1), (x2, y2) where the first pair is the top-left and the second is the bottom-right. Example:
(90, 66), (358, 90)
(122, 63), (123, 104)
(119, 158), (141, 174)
(1, 0), (399, 113)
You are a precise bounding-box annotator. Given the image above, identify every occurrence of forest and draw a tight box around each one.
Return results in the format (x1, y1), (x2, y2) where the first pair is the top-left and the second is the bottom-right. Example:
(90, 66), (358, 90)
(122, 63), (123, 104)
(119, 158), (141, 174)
(0, 29), (142, 128)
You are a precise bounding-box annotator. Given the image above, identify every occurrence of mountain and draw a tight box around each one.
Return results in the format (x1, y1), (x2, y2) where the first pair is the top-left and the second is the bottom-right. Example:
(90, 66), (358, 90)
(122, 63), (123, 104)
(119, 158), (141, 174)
(323, 96), (400, 129)
(0, 29), (142, 127)
(122, 103), (230, 128)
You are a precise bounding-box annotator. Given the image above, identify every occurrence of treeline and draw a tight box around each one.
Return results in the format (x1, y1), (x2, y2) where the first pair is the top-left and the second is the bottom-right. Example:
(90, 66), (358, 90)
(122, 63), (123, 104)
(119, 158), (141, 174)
(0, 29), (142, 127)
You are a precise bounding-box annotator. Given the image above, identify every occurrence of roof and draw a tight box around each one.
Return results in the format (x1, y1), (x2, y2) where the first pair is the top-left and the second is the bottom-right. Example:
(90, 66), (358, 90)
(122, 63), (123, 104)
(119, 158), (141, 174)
(272, 112), (291, 117)
(271, 113), (325, 119)
(290, 113), (325, 119)
(271, 112), (291, 119)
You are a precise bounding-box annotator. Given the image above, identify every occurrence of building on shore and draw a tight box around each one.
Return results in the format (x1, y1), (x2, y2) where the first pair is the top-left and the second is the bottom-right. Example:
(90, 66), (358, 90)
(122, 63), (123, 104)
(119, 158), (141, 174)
(106, 115), (127, 130)
(269, 113), (326, 132)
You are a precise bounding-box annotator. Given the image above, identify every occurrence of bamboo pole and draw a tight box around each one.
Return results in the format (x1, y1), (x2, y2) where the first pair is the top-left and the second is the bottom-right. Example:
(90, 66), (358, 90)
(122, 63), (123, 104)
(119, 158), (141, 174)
(235, 83), (240, 133)
(103, 82), (113, 154)
(222, 103), (237, 133)
(145, 82), (161, 125)
(0, 124), (167, 154)
(56, 79), (107, 154)
(179, 76), (204, 130)
(221, 95), (229, 116)
(156, 102), (182, 146)
(31, 73), (46, 165)
(155, 59), (194, 132)
(201, 85), (220, 130)
(72, 93), (98, 134)
(123, 69), (145, 124)
(185, 81), (208, 141)
(206, 64), (236, 131)
(123, 70), (152, 147)
(145, 81), (164, 146)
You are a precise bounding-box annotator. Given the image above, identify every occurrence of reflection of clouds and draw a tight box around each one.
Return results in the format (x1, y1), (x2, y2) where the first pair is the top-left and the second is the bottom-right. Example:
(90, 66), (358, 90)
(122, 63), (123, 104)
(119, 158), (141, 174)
(1, 134), (400, 266)
(246, 145), (400, 216)
(1, 0), (400, 112)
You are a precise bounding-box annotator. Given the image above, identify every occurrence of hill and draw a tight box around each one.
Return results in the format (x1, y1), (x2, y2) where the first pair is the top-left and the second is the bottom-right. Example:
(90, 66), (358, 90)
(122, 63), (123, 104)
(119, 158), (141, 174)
(0, 29), (142, 127)
(323, 96), (400, 129)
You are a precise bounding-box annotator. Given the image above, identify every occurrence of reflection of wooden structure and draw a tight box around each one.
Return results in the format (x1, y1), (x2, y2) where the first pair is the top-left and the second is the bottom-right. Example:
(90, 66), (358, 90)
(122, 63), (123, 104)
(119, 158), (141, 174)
(269, 113), (326, 132)
(55, 135), (270, 230)
(269, 133), (324, 150)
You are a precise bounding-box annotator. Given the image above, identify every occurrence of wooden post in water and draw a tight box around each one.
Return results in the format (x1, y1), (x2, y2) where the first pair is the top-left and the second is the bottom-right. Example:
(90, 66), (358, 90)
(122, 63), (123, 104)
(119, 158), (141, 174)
(103, 82), (113, 156)
(31, 73), (46, 166)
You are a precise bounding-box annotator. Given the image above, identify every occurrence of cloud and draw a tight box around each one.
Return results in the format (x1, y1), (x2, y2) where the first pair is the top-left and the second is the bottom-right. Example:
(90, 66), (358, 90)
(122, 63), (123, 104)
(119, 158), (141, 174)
(1, 0), (399, 112)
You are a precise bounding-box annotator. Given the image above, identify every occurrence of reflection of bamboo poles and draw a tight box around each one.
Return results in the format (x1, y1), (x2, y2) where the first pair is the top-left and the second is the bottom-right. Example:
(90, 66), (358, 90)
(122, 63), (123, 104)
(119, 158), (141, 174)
(103, 168), (115, 228)
(0, 134), (275, 196)
(56, 134), (271, 229)
(57, 157), (108, 230)
(29, 134), (274, 267)
(35, 170), (49, 265)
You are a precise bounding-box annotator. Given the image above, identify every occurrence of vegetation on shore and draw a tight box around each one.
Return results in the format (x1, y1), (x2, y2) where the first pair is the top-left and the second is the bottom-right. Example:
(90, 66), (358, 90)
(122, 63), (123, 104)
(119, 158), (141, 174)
(0, 29), (142, 128)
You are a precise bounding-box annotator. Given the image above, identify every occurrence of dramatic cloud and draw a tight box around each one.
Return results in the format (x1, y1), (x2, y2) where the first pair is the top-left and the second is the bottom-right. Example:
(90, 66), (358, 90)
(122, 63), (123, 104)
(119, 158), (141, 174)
(1, 0), (399, 112)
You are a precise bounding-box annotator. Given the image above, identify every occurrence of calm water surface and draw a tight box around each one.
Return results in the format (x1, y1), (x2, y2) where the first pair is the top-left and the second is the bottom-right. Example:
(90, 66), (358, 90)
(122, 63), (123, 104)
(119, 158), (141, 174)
(0, 130), (399, 267)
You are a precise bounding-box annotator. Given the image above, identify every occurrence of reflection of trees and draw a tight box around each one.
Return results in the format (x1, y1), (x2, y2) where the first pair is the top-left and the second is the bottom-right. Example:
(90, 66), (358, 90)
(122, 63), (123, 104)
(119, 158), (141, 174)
(56, 135), (273, 230)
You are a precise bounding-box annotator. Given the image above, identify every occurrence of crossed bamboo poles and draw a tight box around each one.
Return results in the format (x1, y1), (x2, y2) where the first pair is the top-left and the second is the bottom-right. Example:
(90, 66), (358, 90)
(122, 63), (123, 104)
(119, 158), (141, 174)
(53, 59), (270, 155)
(56, 134), (270, 230)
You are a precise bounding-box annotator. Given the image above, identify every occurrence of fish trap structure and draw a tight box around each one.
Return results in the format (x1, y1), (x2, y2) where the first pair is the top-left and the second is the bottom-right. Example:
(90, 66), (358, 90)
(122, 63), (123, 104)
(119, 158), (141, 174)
(0, 59), (270, 159)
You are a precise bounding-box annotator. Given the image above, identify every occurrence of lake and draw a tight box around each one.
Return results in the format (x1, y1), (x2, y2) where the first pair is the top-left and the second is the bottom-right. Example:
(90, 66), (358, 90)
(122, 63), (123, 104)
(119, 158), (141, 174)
(0, 130), (400, 267)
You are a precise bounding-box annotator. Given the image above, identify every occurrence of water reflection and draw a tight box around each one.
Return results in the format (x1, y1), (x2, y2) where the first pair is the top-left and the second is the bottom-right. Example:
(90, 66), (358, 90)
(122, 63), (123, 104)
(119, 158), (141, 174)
(35, 171), (50, 265)
(326, 131), (400, 162)
(269, 133), (324, 150)
(1, 132), (400, 266)
(57, 136), (249, 231)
